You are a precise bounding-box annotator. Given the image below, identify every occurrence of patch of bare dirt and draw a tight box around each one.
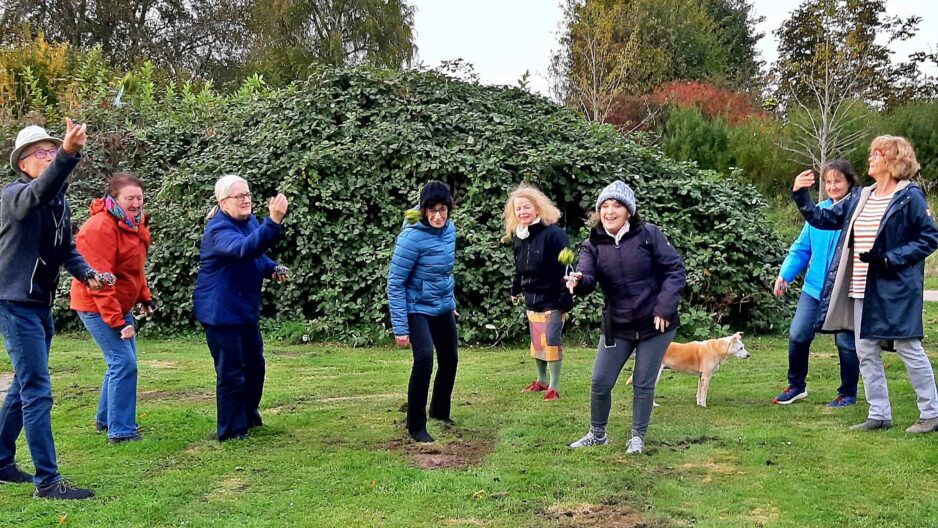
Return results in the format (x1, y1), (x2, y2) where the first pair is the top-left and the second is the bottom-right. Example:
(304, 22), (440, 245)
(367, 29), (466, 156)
(0, 372), (12, 401)
(139, 389), (213, 402)
(543, 504), (659, 528)
(140, 360), (176, 369)
(203, 476), (247, 502)
(653, 436), (719, 452)
(386, 438), (495, 470)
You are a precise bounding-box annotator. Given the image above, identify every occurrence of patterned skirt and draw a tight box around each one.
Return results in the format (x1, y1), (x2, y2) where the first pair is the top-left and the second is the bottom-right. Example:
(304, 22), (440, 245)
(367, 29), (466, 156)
(526, 310), (566, 362)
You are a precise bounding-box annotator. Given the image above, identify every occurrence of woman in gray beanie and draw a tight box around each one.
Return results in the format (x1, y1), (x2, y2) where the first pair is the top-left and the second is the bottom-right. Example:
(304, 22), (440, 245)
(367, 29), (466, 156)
(566, 180), (685, 455)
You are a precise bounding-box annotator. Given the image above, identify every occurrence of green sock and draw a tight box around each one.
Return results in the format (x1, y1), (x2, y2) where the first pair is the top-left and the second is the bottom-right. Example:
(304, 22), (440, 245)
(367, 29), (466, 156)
(548, 360), (562, 390)
(535, 359), (548, 384)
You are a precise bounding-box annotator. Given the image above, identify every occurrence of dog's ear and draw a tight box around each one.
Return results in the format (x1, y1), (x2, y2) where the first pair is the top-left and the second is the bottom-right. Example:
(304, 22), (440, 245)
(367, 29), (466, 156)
(731, 332), (742, 342)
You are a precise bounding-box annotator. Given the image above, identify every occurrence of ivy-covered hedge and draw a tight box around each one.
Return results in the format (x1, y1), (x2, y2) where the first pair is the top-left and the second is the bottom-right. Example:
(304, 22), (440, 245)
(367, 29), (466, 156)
(4, 68), (790, 344)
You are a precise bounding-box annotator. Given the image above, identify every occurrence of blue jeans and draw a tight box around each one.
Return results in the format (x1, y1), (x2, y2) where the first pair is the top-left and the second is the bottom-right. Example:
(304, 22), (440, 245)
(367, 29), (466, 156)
(788, 292), (859, 397)
(0, 301), (60, 487)
(203, 323), (265, 440)
(77, 311), (139, 439)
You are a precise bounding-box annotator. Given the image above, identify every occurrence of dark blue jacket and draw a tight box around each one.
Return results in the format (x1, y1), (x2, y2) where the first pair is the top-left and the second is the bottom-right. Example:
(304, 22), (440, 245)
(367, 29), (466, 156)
(0, 151), (92, 306)
(192, 211), (281, 326)
(574, 221), (685, 340)
(793, 182), (938, 339)
(386, 218), (456, 336)
(511, 222), (573, 312)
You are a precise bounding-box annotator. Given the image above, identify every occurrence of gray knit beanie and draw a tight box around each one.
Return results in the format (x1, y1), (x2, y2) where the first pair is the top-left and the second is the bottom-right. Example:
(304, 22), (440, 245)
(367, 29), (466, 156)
(595, 180), (636, 215)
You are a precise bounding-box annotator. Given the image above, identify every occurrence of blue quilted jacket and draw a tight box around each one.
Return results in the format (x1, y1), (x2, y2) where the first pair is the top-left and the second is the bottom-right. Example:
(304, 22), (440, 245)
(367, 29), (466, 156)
(386, 218), (456, 336)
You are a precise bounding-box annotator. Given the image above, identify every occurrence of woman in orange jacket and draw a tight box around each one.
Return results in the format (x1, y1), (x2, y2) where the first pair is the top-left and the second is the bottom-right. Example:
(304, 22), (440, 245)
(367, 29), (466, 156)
(70, 172), (154, 444)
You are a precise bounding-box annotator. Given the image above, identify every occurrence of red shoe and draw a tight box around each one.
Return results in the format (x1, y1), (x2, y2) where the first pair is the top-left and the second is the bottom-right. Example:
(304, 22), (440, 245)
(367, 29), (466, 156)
(544, 388), (559, 401)
(523, 380), (549, 392)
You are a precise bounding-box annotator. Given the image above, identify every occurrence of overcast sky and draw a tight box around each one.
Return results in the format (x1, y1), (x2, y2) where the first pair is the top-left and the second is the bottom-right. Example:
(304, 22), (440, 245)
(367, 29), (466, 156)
(409, 0), (938, 98)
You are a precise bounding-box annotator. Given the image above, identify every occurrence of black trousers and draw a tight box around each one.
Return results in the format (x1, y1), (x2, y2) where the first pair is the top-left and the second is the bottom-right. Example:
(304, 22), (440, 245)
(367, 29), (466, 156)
(203, 323), (265, 440)
(406, 312), (458, 434)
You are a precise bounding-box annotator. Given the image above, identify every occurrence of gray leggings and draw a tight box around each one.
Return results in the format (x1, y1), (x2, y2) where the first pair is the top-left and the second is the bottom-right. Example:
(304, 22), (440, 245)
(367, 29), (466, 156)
(589, 329), (676, 438)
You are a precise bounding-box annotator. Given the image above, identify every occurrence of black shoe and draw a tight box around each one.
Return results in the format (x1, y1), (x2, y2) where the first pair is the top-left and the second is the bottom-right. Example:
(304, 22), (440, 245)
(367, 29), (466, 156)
(430, 416), (454, 427)
(108, 434), (142, 445)
(216, 432), (247, 442)
(95, 422), (108, 433)
(409, 430), (434, 443)
(34, 480), (94, 500)
(0, 463), (33, 484)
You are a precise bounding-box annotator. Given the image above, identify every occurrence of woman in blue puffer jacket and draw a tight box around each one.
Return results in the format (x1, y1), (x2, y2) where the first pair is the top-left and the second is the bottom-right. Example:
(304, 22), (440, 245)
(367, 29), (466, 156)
(387, 181), (457, 443)
(772, 160), (859, 407)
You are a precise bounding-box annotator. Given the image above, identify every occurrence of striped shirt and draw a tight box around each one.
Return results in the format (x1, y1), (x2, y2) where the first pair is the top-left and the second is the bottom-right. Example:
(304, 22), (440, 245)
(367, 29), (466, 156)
(850, 192), (894, 298)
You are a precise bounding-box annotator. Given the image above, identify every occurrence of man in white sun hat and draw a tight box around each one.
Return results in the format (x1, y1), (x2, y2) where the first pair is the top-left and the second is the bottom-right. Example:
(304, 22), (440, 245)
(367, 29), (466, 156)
(0, 119), (107, 500)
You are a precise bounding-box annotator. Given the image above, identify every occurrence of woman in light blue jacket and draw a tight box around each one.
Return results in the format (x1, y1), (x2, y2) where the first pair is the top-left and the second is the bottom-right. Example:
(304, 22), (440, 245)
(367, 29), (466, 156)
(387, 181), (457, 443)
(773, 160), (859, 407)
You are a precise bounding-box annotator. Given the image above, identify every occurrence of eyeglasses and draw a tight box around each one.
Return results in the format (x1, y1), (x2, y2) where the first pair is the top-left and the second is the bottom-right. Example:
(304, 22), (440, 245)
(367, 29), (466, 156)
(22, 148), (57, 161)
(225, 192), (252, 202)
(868, 149), (884, 161)
(427, 206), (448, 218)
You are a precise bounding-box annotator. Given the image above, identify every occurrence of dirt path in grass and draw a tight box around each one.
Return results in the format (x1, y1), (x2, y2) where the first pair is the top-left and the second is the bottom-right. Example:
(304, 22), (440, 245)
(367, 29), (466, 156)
(0, 371), (12, 402)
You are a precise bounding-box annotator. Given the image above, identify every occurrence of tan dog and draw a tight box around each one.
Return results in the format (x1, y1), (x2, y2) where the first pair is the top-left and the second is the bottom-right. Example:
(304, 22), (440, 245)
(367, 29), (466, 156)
(627, 332), (749, 407)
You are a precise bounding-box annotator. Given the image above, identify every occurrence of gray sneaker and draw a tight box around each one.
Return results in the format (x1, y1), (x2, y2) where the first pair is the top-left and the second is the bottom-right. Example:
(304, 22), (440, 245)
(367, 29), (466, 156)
(849, 418), (893, 431)
(905, 417), (938, 434)
(568, 431), (608, 449)
(625, 436), (644, 455)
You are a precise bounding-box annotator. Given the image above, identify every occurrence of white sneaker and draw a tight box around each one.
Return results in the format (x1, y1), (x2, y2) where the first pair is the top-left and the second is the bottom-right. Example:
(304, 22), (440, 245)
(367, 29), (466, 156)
(625, 436), (644, 455)
(568, 431), (609, 449)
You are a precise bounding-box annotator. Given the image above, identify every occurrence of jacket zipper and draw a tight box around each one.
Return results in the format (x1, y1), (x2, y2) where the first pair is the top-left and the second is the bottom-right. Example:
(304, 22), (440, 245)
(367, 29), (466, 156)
(28, 257), (46, 295)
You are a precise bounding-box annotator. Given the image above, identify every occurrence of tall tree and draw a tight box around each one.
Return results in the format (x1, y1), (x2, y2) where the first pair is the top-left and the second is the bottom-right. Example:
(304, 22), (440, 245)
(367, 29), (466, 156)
(0, 0), (417, 87)
(773, 0), (934, 197)
(773, 0), (928, 108)
(0, 0), (248, 81)
(551, 0), (764, 123)
(243, 0), (417, 85)
(703, 0), (765, 90)
(549, 0), (646, 122)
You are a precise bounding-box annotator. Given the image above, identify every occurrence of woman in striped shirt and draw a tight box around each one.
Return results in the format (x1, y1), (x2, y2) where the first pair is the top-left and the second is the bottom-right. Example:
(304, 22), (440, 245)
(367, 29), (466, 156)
(792, 135), (938, 434)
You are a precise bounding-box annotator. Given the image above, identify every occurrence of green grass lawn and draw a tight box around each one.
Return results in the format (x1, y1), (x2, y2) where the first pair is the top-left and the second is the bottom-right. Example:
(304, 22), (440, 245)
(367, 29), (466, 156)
(2, 308), (938, 527)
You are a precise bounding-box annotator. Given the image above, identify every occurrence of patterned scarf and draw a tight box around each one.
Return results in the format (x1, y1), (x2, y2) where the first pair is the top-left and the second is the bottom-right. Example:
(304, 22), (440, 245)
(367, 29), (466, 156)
(105, 195), (140, 231)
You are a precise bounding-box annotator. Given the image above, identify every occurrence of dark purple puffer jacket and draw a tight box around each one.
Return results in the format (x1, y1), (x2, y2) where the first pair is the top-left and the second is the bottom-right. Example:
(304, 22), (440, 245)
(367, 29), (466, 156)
(574, 221), (686, 340)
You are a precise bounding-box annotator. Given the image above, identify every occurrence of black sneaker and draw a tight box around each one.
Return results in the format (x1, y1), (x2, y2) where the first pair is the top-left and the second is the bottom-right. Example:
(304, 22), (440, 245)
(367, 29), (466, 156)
(108, 434), (142, 445)
(34, 480), (94, 500)
(215, 432), (247, 442)
(409, 430), (434, 443)
(0, 463), (33, 484)
(95, 422), (108, 433)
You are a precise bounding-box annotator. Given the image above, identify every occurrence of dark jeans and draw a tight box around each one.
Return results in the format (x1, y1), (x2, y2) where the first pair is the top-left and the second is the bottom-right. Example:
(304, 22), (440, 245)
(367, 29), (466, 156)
(406, 312), (458, 434)
(203, 323), (265, 440)
(787, 293), (859, 398)
(590, 329), (676, 439)
(0, 301), (60, 487)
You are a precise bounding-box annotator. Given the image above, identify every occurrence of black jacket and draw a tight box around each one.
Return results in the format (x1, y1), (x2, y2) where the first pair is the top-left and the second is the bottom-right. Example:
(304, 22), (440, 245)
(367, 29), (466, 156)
(0, 151), (92, 306)
(574, 222), (685, 340)
(511, 222), (573, 312)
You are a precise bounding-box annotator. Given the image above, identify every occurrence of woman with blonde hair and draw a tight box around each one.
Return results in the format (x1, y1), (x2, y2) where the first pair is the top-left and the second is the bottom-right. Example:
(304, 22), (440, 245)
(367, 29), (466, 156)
(503, 183), (572, 401)
(792, 135), (938, 434)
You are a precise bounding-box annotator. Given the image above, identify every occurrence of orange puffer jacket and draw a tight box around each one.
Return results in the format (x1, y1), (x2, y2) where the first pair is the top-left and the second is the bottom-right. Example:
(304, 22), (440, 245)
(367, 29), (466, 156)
(69, 198), (152, 328)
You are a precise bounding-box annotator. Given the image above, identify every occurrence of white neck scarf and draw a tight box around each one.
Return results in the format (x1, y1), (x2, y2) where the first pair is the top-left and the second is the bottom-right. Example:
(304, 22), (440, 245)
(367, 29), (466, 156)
(605, 222), (630, 245)
(515, 217), (541, 240)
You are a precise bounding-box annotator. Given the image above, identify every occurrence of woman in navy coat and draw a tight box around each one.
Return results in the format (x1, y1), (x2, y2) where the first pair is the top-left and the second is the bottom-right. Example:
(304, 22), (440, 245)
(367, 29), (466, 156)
(193, 175), (289, 441)
(792, 135), (938, 434)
